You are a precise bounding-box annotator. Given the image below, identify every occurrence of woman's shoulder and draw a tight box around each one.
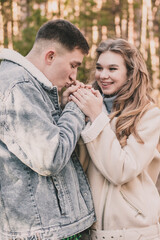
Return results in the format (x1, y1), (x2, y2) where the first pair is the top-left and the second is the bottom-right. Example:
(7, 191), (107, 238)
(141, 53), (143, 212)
(138, 104), (160, 130)
(144, 104), (160, 117)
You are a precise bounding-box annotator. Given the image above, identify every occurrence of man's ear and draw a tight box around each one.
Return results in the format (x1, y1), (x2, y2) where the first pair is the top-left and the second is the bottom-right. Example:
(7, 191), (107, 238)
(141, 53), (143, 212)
(45, 50), (55, 65)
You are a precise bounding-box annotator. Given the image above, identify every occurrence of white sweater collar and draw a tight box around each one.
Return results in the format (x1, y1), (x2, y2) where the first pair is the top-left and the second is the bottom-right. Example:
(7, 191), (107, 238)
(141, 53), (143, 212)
(0, 48), (54, 90)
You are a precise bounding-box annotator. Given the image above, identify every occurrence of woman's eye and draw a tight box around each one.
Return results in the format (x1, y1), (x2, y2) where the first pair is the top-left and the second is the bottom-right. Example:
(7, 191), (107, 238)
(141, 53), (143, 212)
(96, 66), (103, 70)
(109, 67), (117, 71)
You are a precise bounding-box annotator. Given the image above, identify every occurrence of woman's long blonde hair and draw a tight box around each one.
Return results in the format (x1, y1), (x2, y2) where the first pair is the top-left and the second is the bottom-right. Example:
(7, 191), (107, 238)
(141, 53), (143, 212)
(90, 38), (155, 147)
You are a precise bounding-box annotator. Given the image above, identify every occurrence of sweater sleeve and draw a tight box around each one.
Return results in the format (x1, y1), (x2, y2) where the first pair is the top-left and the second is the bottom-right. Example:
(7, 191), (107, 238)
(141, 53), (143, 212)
(81, 107), (160, 185)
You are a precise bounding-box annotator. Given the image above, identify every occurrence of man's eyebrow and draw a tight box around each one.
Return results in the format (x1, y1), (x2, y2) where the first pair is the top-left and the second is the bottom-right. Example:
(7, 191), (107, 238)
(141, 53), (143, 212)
(72, 61), (82, 66)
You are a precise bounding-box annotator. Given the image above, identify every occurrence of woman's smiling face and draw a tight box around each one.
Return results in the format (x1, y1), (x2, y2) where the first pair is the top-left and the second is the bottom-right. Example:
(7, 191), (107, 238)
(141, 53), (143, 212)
(95, 51), (128, 96)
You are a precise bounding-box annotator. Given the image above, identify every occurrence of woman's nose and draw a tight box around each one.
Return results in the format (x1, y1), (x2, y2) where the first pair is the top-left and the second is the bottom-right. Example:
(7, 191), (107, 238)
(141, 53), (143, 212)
(100, 69), (109, 79)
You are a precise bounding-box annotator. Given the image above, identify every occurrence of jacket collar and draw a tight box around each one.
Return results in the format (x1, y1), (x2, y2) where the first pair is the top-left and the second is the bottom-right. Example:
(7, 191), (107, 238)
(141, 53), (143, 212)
(0, 48), (54, 90)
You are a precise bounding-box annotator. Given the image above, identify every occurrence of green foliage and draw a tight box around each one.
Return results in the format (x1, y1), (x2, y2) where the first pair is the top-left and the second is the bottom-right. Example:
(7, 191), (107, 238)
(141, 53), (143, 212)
(72, 0), (97, 29)
(77, 64), (90, 83)
(96, 0), (116, 37)
(133, 0), (142, 9)
(34, 0), (48, 3)
(13, 8), (47, 56)
(2, 0), (158, 87)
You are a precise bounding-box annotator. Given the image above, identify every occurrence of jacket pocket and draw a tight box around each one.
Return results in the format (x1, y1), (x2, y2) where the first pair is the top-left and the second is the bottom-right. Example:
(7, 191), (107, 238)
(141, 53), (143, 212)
(120, 190), (146, 217)
(51, 177), (66, 215)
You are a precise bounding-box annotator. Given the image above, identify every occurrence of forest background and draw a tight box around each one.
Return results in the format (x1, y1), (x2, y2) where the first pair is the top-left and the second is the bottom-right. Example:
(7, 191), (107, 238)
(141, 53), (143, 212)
(0, 0), (160, 190)
(0, 0), (160, 105)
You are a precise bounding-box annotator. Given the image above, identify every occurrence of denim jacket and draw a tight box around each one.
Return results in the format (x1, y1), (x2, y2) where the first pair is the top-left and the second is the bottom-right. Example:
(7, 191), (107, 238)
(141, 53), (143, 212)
(0, 49), (95, 240)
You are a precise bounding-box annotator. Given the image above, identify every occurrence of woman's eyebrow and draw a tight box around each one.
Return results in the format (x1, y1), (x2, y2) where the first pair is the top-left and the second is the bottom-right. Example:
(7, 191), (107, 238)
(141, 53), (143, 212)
(109, 64), (119, 67)
(96, 63), (119, 67)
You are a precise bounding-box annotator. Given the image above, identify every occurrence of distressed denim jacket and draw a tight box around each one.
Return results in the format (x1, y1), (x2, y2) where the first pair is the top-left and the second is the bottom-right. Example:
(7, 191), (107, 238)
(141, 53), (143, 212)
(0, 49), (95, 240)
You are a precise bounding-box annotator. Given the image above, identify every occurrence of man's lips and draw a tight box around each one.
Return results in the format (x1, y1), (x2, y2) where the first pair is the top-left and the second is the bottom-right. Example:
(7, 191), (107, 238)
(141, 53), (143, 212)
(65, 83), (72, 88)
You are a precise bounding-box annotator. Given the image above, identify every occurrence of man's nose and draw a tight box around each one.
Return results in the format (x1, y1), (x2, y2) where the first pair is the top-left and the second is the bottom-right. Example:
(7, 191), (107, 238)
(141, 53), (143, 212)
(69, 69), (77, 83)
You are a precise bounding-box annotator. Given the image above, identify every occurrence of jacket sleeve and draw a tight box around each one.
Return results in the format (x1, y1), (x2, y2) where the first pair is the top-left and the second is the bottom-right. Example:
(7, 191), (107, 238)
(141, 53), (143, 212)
(81, 107), (160, 185)
(75, 137), (91, 172)
(3, 81), (85, 176)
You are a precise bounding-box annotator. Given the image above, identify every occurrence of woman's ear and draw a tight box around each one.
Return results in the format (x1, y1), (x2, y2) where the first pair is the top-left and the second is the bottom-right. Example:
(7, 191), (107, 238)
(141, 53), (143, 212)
(45, 50), (55, 65)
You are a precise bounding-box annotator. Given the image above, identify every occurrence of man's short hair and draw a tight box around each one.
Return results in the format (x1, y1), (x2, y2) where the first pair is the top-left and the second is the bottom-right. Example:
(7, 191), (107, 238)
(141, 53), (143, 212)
(35, 19), (89, 54)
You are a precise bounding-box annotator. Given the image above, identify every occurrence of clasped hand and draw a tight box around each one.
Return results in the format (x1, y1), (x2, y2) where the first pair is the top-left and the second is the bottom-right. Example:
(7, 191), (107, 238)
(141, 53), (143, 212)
(62, 80), (103, 123)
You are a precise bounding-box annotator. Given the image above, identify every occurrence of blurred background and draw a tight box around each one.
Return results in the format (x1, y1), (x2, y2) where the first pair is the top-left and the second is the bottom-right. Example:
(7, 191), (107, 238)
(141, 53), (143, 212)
(0, 0), (160, 191)
(0, 0), (160, 104)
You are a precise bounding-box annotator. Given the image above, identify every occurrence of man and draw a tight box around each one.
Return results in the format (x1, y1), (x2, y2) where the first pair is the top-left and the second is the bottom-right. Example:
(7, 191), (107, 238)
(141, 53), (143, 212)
(0, 19), (95, 240)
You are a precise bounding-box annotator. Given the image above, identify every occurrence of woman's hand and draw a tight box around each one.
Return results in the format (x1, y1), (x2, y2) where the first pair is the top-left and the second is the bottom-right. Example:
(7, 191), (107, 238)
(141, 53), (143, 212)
(70, 88), (103, 122)
(61, 80), (92, 107)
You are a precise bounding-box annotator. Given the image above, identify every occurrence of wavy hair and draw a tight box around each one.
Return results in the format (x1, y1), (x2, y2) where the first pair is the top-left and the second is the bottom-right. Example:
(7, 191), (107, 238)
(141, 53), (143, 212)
(89, 38), (155, 147)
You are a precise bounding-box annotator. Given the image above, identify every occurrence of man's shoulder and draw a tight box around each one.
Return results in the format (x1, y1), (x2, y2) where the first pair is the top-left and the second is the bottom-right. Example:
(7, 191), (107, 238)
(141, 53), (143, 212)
(0, 48), (53, 90)
(0, 60), (32, 88)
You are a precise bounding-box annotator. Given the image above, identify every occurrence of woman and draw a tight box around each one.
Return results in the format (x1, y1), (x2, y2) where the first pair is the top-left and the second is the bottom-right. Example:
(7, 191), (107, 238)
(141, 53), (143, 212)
(70, 38), (160, 240)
